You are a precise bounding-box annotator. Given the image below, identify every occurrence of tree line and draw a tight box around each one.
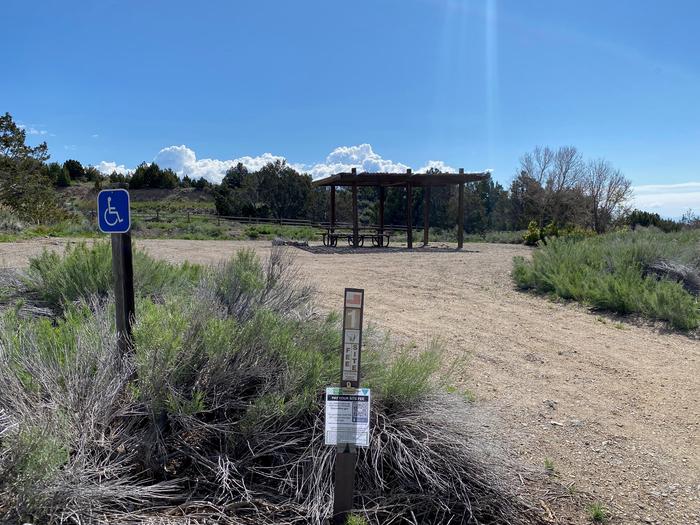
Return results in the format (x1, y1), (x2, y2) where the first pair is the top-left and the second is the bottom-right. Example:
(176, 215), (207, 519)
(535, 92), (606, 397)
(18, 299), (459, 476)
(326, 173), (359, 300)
(212, 146), (639, 234)
(2, 111), (696, 232)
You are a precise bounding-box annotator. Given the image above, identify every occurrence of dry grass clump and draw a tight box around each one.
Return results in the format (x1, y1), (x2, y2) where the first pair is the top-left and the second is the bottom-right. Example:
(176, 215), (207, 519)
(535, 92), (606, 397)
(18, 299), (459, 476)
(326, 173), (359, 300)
(0, 247), (545, 524)
(0, 204), (24, 233)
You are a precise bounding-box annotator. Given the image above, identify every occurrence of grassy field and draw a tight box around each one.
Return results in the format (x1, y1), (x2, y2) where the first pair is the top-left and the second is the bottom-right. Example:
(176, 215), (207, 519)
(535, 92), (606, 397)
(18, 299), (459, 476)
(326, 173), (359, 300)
(513, 228), (700, 330)
(0, 242), (544, 524)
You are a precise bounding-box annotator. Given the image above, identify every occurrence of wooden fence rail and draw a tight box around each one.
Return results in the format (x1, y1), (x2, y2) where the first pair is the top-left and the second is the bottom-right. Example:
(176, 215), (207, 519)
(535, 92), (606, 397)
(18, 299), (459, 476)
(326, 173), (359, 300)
(90, 209), (410, 233)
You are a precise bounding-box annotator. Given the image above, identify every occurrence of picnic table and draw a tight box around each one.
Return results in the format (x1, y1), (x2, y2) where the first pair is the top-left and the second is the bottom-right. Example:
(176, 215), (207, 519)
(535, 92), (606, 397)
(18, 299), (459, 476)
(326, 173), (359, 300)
(321, 228), (392, 248)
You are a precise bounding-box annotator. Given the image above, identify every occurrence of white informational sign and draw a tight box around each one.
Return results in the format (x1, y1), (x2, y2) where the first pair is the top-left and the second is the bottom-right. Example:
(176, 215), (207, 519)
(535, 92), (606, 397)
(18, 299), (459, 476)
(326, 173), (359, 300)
(324, 387), (371, 447)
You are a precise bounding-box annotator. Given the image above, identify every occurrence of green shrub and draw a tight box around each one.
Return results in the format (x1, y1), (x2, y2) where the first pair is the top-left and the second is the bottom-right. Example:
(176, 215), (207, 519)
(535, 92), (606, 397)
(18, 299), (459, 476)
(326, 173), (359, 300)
(559, 225), (596, 241)
(0, 248), (537, 524)
(461, 229), (527, 244)
(542, 221), (559, 240)
(56, 167), (71, 187)
(367, 341), (444, 410)
(512, 229), (700, 330)
(512, 256), (535, 289)
(346, 515), (368, 525)
(586, 502), (609, 523)
(523, 220), (541, 246)
(24, 241), (202, 309)
(9, 425), (70, 490)
(243, 223), (318, 240)
(207, 247), (313, 321)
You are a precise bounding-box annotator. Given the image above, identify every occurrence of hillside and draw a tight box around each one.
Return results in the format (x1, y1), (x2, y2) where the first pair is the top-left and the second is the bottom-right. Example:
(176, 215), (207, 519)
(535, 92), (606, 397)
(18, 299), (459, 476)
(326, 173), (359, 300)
(58, 183), (216, 215)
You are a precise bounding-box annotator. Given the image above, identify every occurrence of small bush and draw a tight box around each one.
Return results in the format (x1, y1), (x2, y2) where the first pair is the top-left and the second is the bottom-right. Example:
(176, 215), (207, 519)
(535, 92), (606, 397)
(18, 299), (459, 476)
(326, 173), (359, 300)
(541, 221), (559, 240)
(559, 225), (596, 241)
(24, 241), (202, 309)
(346, 514), (368, 525)
(366, 341), (444, 411)
(543, 458), (556, 474)
(56, 168), (71, 187)
(523, 220), (541, 246)
(586, 502), (609, 523)
(461, 229), (527, 244)
(11, 425), (70, 483)
(512, 229), (700, 330)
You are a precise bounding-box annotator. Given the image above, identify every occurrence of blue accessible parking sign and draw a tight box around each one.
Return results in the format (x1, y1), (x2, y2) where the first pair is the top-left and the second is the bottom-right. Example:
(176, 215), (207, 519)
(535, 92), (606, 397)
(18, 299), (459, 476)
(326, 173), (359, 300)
(97, 189), (131, 233)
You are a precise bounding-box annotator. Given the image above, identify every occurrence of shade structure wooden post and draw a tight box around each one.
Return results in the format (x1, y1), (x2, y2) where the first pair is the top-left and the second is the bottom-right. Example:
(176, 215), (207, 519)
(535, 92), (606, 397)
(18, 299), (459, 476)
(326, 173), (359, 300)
(330, 185), (336, 233)
(351, 168), (359, 247)
(378, 186), (385, 246)
(457, 168), (465, 249)
(406, 169), (413, 249)
(423, 186), (431, 245)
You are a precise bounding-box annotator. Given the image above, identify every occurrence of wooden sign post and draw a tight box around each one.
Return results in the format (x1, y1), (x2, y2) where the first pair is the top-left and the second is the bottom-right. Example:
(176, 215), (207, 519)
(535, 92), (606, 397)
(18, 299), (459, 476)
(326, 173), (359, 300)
(331, 288), (365, 524)
(111, 232), (135, 355)
(97, 189), (135, 356)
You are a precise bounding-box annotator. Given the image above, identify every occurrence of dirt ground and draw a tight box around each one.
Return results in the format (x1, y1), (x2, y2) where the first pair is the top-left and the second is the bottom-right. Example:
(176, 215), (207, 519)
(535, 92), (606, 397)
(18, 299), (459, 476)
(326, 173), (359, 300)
(1, 238), (698, 525)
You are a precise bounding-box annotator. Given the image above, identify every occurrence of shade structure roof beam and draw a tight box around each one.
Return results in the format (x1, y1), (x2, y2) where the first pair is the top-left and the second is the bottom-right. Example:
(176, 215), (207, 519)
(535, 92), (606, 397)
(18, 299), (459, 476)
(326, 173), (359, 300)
(312, 169), (490, 188)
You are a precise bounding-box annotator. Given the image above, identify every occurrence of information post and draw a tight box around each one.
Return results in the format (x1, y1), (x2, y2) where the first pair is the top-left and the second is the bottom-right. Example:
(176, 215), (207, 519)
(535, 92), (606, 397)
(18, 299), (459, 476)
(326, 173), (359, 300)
(328, 288), (369, 524)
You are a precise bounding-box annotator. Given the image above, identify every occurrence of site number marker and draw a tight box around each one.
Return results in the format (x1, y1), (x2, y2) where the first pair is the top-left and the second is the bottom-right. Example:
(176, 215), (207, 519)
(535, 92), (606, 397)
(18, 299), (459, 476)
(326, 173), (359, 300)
(328, 288), (368, 524)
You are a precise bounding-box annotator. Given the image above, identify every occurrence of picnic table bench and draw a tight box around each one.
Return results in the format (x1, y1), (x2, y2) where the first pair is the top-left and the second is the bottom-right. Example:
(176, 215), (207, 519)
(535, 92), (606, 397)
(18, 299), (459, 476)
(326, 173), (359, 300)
(321, 228), (392, 247)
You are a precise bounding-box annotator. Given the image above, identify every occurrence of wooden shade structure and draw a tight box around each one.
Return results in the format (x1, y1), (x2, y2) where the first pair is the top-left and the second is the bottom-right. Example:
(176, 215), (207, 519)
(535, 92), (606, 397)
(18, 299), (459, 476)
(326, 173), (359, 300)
(313, 168), (491, 249)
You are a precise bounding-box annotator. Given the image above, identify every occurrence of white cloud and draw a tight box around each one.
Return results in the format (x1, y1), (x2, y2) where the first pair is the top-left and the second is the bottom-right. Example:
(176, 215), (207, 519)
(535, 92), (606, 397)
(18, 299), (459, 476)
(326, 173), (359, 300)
(95, 161), (131, 175)
(305, 144), (410, 179)
(91, 134), (99, 139)
(18, 124), (47, 135)
(98, 143), (481, 183)
(632, 182), (700, 219)
(152, 145), (291, 183)
(416, 160), (457, 173)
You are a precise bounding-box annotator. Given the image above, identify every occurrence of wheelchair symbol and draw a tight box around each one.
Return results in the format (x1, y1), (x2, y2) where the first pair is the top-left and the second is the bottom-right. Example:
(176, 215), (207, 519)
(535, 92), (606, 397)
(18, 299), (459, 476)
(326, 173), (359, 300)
(103, 196), (124, 227)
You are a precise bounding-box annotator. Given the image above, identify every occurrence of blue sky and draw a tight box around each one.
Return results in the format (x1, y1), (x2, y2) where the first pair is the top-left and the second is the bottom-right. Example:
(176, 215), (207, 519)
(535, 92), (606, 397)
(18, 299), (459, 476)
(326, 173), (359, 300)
(2, 0), (698, 217)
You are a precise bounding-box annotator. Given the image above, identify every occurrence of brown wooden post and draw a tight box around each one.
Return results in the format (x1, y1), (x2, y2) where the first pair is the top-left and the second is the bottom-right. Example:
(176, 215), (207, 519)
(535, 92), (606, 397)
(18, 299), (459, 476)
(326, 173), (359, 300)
(406, 169), (413, 249)
(351, 168), (359, 248)
(457, 168), (465, 249)
(423, 186), (431, 246)
(330, 185), (336, 233)
(378, 186), (385, 246)
(111, 232), (135, 356)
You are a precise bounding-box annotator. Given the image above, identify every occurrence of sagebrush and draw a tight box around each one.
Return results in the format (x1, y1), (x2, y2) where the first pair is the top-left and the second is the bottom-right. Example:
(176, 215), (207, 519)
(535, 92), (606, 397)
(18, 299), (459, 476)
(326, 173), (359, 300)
(513, 228), (700, 330)
(1, 246), (546, 524)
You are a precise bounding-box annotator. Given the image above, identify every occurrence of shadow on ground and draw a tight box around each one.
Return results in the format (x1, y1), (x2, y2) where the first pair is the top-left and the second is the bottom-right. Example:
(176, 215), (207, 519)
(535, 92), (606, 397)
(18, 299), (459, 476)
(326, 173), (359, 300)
(294, 244), (480, 255)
